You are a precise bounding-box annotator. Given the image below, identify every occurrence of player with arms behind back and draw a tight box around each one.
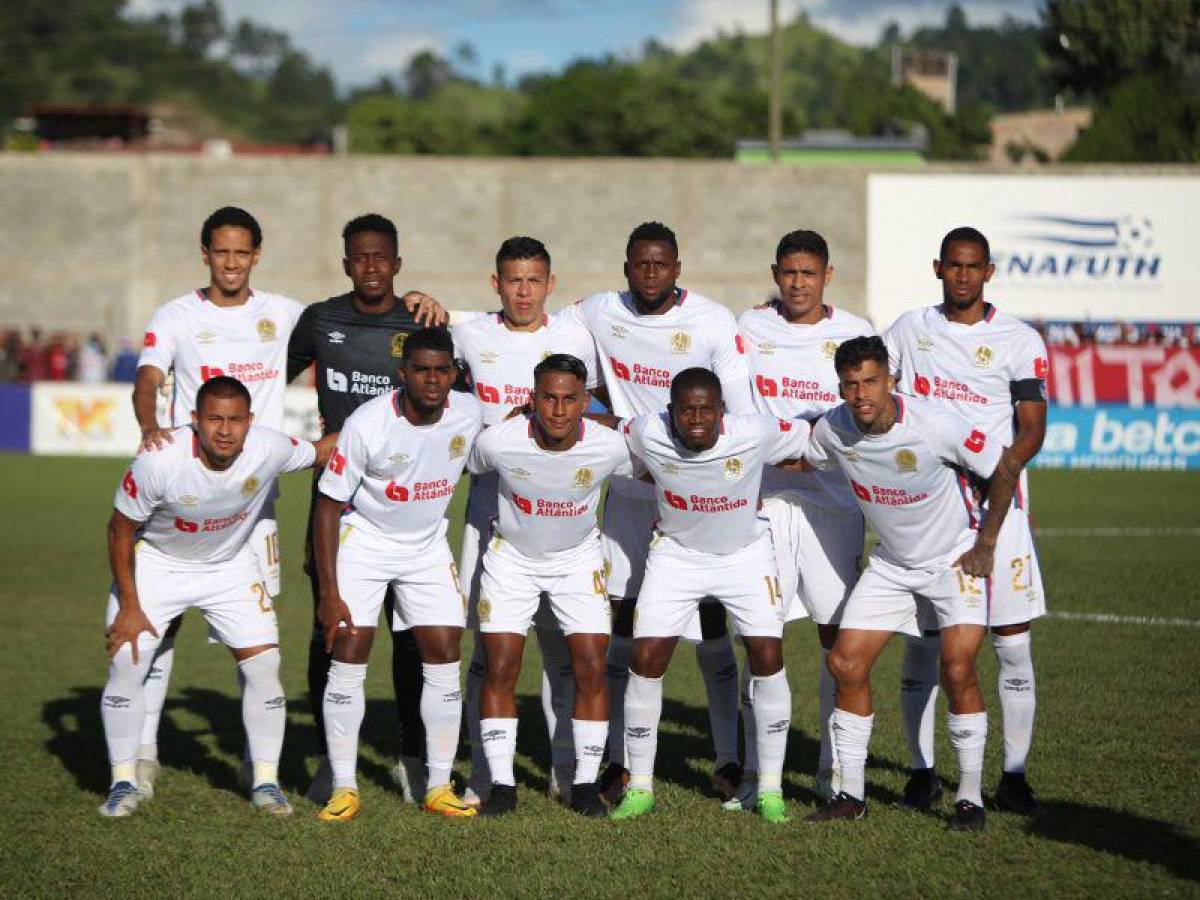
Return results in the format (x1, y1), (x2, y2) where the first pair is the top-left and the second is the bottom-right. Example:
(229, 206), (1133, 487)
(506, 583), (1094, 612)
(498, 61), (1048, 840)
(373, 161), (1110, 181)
(802, 337), (1021, 831)
(884, 227), (1048, 814)
(100, 376), (333, 817)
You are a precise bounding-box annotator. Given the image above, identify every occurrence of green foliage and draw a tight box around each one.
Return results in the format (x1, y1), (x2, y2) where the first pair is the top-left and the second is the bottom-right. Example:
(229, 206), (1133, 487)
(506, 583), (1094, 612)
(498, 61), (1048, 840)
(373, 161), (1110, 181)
(1063, 73), (1200, 162)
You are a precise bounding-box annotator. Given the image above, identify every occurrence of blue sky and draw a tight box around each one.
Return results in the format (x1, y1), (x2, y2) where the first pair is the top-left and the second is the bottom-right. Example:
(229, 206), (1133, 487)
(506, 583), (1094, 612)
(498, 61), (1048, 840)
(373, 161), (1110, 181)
(129, 0), (1041, 90)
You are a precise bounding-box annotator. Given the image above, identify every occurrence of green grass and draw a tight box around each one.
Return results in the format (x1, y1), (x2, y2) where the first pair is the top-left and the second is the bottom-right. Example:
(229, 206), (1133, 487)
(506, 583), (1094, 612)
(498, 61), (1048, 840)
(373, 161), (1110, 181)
(2, 459), (1199, 897)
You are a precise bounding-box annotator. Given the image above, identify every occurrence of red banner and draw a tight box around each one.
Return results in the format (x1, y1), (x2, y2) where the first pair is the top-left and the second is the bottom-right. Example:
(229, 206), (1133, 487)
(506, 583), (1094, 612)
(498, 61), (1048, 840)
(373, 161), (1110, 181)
(1047, 346), (1200, 407)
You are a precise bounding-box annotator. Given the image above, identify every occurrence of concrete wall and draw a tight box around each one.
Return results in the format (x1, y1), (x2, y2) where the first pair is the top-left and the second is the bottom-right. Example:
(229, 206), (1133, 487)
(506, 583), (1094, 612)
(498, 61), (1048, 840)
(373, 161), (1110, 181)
(0, 154), (873, 340)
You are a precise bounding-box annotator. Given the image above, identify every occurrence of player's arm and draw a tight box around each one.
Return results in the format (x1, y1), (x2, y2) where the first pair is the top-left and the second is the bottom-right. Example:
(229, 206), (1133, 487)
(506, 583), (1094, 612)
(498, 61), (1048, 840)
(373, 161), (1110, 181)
(105, 510), (158, 662)
(312, 432), (338, 469)
(957, 446), (1023, 578)
(400, 291), (447, 326)
(286, 303), (317, 383)
(312, 493), (356, 652)
(583, 410), (621, 430)
(132, 365), (172, 451)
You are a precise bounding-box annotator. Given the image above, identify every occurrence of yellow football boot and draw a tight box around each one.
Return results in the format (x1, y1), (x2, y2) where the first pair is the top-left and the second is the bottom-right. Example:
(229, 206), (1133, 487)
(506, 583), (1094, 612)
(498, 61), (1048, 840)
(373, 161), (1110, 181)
(422, 784), (478, 817)
(317, 787), (361, 823)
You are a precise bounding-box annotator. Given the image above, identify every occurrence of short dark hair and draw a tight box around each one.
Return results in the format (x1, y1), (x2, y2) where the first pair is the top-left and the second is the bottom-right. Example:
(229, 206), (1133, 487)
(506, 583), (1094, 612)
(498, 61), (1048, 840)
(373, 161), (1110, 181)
(201, 207), (261, 248)
(626, 221), (678, 258)
(939, 226), (990, 262)
(775, 229), (829, 266)
(196, 375), (251, 412)
(401, 326), (453, 362)
(496, 236), (551, 272)
(670, 367), (722, 403)
(833, 335), (890, 375)
(534, 353), (587, 386)
(343, 213), (399, 256)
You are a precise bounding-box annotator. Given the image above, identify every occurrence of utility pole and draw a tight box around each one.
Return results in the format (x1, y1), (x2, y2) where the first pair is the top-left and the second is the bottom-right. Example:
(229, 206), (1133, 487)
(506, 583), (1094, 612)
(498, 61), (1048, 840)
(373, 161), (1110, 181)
(769, 0), (782, 162)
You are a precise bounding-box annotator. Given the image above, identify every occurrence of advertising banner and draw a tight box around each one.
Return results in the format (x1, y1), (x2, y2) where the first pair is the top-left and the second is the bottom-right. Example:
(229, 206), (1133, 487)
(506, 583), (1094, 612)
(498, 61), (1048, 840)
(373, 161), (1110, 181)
(1046, 346), (1200, 407)
(867, 175), (1200, 329)
(0, 384), (31, 452)
(1034, 405), (1200, 470)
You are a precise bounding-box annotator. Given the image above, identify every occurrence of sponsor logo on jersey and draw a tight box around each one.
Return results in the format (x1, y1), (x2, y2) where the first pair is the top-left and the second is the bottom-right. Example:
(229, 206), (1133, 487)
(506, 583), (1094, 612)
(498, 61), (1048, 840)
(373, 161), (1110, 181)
(385, 481), (409, 501)
(327, 331), (345, 344)
(972, 345), (994, 368)
(242, 476), (260, 496)
(143, 332), (157, 348)
(573, 467), (594, 489)
(257, 319), (277, 342)
(917, 336), (934, 352)
(476, 382), (500, 403)
(821, 340), (839, 360)
(449, 435), (467, 459)
(326, 369), (348, 392)
(199, 365), (224, 381)
(195, 330), (217, 344)
(671, 332), (692, 353)
(179, 494), (199, 506)
(723, 458), (743, 480)
(610, 357), (670, 387)
(174, 517), (199, 533)
(756, 374), (778, 397)
(663, 489), (748, 512)
(849, 479), (929, 506)
(390, 333), (408, 358)
(895, 448), (918, 472)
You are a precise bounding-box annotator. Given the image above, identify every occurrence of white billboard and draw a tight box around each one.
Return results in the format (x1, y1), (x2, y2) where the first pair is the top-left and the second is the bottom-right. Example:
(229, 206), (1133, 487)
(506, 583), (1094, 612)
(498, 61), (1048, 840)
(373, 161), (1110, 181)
(867, 174), (1200, 330)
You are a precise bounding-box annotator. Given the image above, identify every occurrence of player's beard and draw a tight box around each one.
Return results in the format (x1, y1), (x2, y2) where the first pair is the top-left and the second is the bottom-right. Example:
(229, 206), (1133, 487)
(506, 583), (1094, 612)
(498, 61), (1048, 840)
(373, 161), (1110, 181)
(634, 284), (677, 312)
(942, 287), (983, 312)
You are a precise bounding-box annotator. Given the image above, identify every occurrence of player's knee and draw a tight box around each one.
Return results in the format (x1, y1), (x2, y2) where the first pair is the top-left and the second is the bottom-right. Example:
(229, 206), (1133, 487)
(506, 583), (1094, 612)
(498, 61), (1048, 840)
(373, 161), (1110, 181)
(571, 652), (607, 696)
(939, 655), (979, 692)
(826, 648), (867, 687)
(746, 641), (783, 678)
(485, 653), (522, 690)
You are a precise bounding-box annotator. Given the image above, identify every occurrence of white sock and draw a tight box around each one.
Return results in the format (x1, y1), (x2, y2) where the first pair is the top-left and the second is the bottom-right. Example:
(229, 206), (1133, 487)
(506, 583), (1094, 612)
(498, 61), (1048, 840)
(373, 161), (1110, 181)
(138, 637), (176, 762)
(818, 649), (839, 780)
(750, 669), (791, 794)
(102, 642), (154, 783)
(479, 717), (517, 786)
(238, 648), (286, 788)
(572, 719), (608, 785)
(993, 632), (1036, 774)
(831, 709), (874, 801)
(605, 633), (632, 768)
(696, 636), (740, 768)
(623, 672), (663, 792)
(900, 634), (941, 769)
(535, 626), (576, 784)
(465, 640), (489, 788)
(739, 665), (758, 775)
(324, 660), (367, 791)
(422, 661), (463, 789)
(947, 711), (987, 806)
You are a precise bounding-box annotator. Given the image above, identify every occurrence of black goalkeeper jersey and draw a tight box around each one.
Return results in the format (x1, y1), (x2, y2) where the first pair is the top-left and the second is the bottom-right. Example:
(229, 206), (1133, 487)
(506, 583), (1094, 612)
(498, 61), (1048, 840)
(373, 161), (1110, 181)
(287, 293), (428, 434)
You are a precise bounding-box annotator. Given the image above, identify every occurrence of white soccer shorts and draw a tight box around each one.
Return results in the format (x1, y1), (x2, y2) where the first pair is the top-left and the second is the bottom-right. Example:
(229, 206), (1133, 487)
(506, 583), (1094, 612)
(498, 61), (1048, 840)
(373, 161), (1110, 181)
(634, 530), (786, 640)
(600, 486), (657, 599)
(986, 505), (1047, 627)
(335, 525), (466, 631)
(461, 472), (498, 606)
(250, 492), (281, 597)
(108, 543), (278, 651)
(477, 534), (610, 636)
(762, 494), (864, 626)
(840, 548), (989, 637)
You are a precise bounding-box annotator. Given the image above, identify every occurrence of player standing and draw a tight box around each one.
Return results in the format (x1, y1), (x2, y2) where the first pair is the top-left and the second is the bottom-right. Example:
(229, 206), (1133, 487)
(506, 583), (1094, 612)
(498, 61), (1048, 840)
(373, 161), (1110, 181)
(802, 337), (1020, 831)
(735, 230), (871, 805)
(605, 368), (810, 823)
(467, 354), (632, 818)
(100, 376), (332, 817)
(286, 213), (447, 805)
(560, 222), (754, 802)
(451, 236), (600, 806)
(311, 328), (483, 822)
(884, 227), (1047, 814)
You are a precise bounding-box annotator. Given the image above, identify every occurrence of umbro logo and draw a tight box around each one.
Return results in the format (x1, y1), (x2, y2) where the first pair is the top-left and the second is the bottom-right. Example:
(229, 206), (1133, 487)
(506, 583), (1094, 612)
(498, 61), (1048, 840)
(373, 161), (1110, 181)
(444, 691), (462, 703)
(1004, 678), (1032, 692)
(917, 337), (934, 351)
(767, 719), (789, 735)
(482, 729), (507, 743)
(327, 692), (352, 705)
(327, 331), (345, 344)
(103, 695), (131, 709)
(625, 727), (652, 739)
(582, 745), (605, 757)
(265, 696), (286, 709)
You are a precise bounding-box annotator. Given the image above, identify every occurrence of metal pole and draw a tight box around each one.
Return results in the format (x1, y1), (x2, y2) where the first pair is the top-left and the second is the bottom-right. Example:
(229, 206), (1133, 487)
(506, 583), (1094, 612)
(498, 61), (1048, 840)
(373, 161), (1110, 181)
(769, 0), (781, 162)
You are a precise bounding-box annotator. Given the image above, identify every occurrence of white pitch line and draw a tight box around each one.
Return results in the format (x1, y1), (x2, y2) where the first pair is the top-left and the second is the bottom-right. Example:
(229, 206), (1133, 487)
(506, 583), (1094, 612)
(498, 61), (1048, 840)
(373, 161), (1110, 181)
(1047, 611), (1200, 628)
(1035, 527), (1200, 538)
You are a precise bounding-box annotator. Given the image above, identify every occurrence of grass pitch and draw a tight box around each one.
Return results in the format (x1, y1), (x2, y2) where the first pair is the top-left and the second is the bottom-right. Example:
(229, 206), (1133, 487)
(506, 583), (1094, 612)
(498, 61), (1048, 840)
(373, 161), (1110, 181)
(1, 458), (1198, 898)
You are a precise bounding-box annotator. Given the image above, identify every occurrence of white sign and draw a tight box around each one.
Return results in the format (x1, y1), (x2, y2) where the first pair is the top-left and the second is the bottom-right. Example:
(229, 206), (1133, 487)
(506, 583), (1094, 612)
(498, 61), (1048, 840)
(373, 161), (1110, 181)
(867, 174), (1200, 330)
(31, 383), (319, 457)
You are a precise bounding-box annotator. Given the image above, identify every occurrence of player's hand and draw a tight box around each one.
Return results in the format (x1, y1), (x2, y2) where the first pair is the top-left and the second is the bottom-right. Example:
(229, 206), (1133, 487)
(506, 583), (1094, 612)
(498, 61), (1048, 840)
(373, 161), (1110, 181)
(313, 432), (339, 469)
(955, 539), (995, 579)
(106, 607), (159, 663)
(319, 594), (356, 653)
(140, 425), (174, 452)
(402, 291), (447, 327)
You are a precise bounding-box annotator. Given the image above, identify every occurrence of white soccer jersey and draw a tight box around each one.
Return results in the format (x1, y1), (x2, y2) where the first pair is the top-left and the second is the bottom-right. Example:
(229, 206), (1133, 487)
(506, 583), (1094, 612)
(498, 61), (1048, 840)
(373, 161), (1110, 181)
(738, 302), (874, 512)
(114, 425), (314, 565)
(804, 396), (1002, 570)
(451, 312), (600, 425)
(883, 304), (1048, 447)
(318, 390), (483, 549)
(467, 414), (633, 558)
(139, 289), (305, 429)
(626, 412), (811, 555)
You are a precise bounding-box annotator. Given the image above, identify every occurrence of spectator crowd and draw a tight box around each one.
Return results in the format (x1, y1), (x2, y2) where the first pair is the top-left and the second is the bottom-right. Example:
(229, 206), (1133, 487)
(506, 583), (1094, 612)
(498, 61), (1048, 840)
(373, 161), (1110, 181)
(1034, 319), (1199, 349)
(0, 328), (140, 383)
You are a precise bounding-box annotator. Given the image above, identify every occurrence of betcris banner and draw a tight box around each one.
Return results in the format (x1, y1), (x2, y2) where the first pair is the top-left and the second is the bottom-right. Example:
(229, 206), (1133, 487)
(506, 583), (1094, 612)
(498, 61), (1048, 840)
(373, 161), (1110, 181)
(867, 175), (1200, 329)
(1035, 405), (1200, 470)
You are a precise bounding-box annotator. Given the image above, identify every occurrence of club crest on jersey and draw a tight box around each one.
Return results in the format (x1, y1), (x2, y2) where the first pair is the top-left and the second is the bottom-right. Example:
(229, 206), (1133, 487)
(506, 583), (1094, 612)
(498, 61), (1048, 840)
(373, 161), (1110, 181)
(821, 340), (839, 360)
(257, 319), (277, 342)
(179, 494), (200, 506)
(480, 350), (499, 364)
(894, 449), (918, 473)
(241, 476), (260, 496)
(671, 331), (692, 354)
(195, 330), (217, 344)
(508, 467), (531, 480)
(972, 345), (994, 368)
(573, 467), (594, 489)
(449, 435), (466, 459)
(390, 333), (408, 358)
(477, 597), (491, 623)
(917, 336), (935, 352)
(723, 457), (743, 480)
